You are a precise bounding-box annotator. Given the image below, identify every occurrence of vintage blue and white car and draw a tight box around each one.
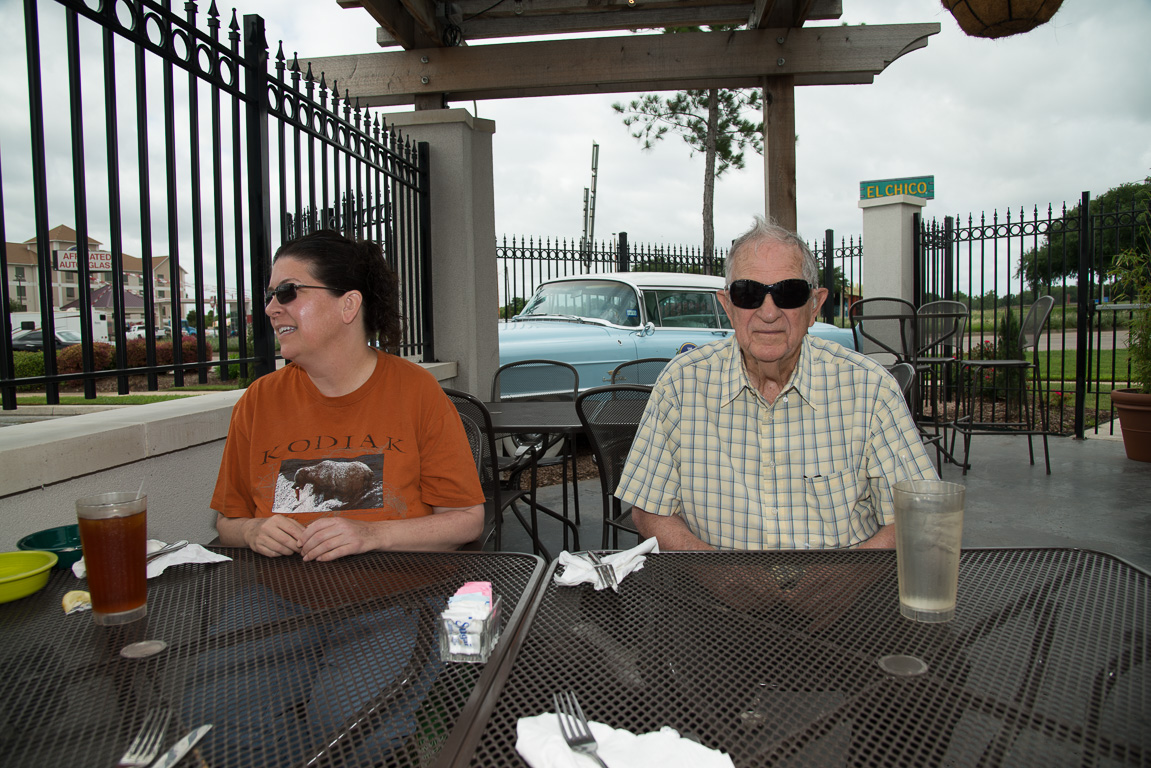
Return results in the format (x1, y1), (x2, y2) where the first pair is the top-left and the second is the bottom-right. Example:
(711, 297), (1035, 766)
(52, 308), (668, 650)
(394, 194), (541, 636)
(498, 272), (856, 390)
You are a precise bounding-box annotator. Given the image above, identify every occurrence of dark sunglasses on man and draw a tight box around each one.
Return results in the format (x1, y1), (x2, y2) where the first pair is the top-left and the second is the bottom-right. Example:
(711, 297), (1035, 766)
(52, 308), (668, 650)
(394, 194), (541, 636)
(264, 283), (345, 306)
(725, 278), (813, 310)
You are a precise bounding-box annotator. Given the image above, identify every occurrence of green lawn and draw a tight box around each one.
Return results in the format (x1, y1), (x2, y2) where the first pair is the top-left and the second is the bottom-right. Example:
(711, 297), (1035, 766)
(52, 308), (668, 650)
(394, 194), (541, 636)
(1038, 348), (1134, 386)
(964, 305), (1130, 334)
(170, 383), (242, 391)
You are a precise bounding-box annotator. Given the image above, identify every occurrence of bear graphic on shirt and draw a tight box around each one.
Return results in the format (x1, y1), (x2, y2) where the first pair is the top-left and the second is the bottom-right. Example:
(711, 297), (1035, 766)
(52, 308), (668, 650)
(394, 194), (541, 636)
(272, 455), (402, 515)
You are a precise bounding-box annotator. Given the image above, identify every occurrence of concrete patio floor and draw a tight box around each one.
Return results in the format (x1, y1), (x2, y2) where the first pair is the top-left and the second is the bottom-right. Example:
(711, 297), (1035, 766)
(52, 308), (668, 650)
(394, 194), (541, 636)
(501, 431), (1151, 573)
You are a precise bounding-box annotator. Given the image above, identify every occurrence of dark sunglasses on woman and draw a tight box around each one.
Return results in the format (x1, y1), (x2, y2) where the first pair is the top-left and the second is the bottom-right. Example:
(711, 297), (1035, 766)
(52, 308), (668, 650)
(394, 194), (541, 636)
(264, 283), (344, 306)
(725, 278), (813, 310)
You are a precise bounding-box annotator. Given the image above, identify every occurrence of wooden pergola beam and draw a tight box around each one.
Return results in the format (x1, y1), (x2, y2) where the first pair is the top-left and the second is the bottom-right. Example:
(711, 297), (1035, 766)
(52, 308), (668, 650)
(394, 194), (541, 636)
(350, 0), (441, 49)
(763, 75), (797, 230)
(302, 23), (938, 107)
(347, 0), (846, 47)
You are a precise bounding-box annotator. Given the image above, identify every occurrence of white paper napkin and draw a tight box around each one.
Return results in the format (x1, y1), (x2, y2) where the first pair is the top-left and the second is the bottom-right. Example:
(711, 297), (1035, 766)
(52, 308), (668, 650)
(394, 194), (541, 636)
(516, 711), (734, 768)
(72, 539), (232, 579)
(554, 538), (659, 592)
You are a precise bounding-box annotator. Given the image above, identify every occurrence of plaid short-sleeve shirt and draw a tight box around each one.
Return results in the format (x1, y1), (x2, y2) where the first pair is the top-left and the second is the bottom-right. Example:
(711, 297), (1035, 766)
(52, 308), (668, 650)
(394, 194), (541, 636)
(614, 334), (938, 550)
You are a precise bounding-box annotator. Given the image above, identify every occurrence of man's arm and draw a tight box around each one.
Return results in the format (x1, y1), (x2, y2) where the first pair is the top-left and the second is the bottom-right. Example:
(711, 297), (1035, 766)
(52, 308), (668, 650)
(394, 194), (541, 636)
(632, 507), (715, 551)
(855, 523), (895, 549)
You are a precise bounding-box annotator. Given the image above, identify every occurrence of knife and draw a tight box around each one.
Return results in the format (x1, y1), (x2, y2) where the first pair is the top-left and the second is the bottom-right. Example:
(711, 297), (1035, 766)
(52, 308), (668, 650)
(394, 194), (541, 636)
(147, 724), (212, 768)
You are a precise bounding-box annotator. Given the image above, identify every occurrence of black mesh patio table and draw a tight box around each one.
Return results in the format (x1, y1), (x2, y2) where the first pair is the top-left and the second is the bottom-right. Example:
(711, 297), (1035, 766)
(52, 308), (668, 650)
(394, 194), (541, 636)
(0, 548), (544, 768)
(447, 548), (1149, 767)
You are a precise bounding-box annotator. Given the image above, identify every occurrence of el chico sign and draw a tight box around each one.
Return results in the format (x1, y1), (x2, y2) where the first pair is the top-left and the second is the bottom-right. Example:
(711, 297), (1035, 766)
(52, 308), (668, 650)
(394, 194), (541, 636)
(859, 175), (934, 200)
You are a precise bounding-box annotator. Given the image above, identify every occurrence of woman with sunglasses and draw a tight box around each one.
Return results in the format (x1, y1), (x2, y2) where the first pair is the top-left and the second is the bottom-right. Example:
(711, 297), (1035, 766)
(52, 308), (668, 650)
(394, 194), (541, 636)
(211, 230), (485, 560)
(617, 216), (937, 556)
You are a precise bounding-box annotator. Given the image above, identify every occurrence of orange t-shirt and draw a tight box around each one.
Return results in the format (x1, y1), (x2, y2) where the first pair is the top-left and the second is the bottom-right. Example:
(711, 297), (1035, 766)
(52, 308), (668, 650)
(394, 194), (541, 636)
(212, 350), (484, 527)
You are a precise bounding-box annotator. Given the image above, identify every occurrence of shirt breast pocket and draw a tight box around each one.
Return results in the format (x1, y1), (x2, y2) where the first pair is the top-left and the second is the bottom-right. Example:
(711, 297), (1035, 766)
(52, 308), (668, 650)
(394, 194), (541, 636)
(803, 467), (863, 524)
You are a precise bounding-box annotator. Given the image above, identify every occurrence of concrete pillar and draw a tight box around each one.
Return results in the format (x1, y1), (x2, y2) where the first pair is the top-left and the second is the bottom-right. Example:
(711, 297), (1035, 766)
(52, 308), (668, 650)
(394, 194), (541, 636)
(384, 109), (498, 396)
(858, 194), (927, 304)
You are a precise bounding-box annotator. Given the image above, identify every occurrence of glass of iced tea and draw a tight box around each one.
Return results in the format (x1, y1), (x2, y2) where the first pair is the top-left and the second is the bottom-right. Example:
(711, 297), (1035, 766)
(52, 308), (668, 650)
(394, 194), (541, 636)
(75, 492), (148, 625)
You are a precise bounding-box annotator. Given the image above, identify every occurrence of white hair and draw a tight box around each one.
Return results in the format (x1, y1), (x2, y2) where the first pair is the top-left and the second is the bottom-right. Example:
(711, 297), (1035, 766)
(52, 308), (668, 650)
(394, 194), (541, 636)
(725, 216), (820, 298)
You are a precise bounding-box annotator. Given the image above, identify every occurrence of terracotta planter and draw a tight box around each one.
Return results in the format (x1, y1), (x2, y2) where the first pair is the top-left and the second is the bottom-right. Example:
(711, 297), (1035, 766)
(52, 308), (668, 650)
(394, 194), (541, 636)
(1112, 388), (1151, 463)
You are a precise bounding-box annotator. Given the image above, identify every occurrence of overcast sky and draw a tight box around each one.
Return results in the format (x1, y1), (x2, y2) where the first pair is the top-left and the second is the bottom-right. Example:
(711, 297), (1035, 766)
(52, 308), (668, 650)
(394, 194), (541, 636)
(243, 0), (1151, 250)
(1, 0), (1147, 261)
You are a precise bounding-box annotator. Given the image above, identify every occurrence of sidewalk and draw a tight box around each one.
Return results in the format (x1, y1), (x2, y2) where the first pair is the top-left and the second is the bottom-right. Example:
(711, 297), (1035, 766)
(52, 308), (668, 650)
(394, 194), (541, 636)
(502, 432), (1151, 573)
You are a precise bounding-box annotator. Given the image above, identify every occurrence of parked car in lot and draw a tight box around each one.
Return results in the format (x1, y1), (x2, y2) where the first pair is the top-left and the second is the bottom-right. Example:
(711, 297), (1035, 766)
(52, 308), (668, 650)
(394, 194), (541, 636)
(499, 272), (856, 393)
(125, 325), (169, 340)
(9, 328), (83, 352)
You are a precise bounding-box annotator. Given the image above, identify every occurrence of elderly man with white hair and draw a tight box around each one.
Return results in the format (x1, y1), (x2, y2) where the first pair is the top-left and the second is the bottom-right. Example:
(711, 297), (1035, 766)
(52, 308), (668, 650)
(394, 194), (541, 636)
(617, 216), (938, 553)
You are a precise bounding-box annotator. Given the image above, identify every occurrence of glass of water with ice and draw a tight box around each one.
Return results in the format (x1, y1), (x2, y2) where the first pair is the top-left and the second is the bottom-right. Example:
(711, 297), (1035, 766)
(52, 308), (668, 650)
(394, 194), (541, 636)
(893, 479), (965, 623)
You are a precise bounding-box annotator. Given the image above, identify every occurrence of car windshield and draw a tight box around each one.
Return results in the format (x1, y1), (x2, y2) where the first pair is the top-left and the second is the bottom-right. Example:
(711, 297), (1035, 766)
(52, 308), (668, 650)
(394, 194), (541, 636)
(58, 330), (82, 342)
(517, 280), (641, 327)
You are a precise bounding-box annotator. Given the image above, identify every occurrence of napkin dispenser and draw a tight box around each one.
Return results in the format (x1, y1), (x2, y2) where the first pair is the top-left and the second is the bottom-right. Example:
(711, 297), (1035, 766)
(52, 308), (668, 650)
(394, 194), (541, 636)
(439, 581), (501, 663)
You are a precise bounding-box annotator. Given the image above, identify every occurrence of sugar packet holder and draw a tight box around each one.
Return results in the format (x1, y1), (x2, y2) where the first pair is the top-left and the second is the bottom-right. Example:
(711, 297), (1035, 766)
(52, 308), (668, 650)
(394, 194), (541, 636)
(439, 581), (502, 663)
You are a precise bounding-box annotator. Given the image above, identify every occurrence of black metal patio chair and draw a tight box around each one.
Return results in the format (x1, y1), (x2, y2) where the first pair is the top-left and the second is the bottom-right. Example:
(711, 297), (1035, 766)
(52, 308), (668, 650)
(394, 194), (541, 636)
(886, 361), (946, 472)
(953, 295), (1056, 475)
(443, 389), (514, 551)
(575, 384), (653, 549)
(850, 297), (918, 368)
(610, 357), (671, 386)
(490, 359), (582, 527)
(916, 299), (970, 467)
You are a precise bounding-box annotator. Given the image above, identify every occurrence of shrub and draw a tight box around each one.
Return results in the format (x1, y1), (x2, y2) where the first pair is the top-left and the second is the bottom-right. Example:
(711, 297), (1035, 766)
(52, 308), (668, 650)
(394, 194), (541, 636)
(124, 338), (147, 368)
(123, 338), (182, 368)
(1108, 199), (1151, 393)
(12, 351), (44, 390)
(994, 309), (1029, 408)
(959, 309), (1029, 407)
(179, 334), (213, 362)
(56, 342), (116, 374)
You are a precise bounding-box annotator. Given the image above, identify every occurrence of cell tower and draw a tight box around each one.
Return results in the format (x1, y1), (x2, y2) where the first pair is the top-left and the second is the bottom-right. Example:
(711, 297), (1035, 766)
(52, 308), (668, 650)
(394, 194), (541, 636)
(580, 141), (599, 265)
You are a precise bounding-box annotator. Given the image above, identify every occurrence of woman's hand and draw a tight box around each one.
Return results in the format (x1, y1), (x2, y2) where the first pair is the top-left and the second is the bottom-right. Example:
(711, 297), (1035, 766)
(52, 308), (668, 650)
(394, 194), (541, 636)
(234, 515), (306, 557)
(298, 517), (383, 562)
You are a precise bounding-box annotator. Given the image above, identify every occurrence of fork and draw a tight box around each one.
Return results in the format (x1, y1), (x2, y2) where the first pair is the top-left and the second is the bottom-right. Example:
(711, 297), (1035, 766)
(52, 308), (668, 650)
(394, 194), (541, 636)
(118, 706), (171, 767)
(553, 691), (609, 768)
(146, 540), (189, 563)
(586, 550), (617, 590)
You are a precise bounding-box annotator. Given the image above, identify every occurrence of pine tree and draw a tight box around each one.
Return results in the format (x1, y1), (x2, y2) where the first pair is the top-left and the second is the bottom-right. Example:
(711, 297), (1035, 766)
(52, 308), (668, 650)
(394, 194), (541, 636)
(612, 28), (763, 270)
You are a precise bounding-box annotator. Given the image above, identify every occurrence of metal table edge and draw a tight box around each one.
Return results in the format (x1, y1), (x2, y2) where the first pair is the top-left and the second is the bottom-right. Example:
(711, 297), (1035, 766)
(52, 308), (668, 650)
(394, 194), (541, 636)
(955, 545), (1151, 577)
(434, 556), (562, 768)
(615, 546), (1149, 577)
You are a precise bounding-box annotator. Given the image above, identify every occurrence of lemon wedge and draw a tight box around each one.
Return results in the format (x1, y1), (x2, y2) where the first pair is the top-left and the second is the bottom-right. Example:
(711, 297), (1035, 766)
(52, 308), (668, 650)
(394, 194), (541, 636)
(62, 590), (92, 614)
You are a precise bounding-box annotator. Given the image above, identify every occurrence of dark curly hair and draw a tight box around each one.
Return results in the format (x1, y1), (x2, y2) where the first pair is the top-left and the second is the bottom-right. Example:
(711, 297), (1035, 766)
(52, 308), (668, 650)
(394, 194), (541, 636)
(273, 230), (403, 349)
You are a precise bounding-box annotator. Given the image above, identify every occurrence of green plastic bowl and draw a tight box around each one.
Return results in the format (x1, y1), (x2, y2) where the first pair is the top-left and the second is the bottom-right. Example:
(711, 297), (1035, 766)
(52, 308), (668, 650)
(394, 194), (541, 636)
(18, 524), (83, 569)
(0, 550), (58, 603)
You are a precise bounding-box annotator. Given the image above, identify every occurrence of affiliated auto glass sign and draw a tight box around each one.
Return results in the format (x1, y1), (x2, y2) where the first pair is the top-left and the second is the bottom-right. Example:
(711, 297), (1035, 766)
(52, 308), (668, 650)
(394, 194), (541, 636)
(859, 175), (934, 200)
(54, 248), (113, 271)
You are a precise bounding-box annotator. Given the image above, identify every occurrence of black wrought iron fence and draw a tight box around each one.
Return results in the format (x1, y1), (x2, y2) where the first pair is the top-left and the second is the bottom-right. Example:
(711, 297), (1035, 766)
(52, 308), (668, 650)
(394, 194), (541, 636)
(0, 0), (430, 409)
(917, 190), (1146, 438)
(815, 230), (863, 325)
(496, 234), (724, 319)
